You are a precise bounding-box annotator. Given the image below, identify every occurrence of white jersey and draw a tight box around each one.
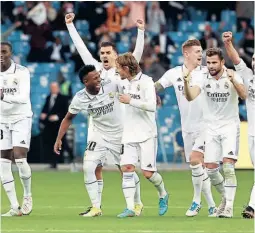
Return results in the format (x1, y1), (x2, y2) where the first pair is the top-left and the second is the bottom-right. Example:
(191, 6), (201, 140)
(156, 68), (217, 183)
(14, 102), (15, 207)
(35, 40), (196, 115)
(193, 70), (243, 129)
(0, 61), (32, 123)
(234, 59), (255, 136)
(121, 72), (157, 143)
(67, 22), (144, 140)
(69, 75), (123, 143)
(158, 65), (207, 133)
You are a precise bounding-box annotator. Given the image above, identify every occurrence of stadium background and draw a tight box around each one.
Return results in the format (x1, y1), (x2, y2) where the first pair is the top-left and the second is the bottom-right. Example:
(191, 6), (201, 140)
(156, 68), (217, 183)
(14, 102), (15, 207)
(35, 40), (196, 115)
(1, 1), (254, 169)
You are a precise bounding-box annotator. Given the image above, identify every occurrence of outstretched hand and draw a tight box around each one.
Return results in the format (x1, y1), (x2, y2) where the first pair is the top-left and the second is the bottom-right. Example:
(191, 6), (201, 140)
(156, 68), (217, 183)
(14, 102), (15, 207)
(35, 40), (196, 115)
(65, 13), (75, 24)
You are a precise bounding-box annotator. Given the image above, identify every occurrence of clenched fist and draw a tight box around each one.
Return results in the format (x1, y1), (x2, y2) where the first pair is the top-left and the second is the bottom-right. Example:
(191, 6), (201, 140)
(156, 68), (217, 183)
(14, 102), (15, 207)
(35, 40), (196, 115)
(222, 31), (233, 44)
(65, 13), (75, 24)
(136, 19), (145, 31)
(227, 69), (235, 82)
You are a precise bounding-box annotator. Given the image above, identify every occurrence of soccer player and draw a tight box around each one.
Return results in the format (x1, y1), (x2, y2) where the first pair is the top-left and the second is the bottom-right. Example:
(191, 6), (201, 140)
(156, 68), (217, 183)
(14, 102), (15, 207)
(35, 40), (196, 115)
(222, 31), (255, 219)
(115, 53), (169, 218)
(184, 48), (247, 218)
(65, 13), (144, 216)
(0, 42), (33, 216)
(155, 39), (217, 217)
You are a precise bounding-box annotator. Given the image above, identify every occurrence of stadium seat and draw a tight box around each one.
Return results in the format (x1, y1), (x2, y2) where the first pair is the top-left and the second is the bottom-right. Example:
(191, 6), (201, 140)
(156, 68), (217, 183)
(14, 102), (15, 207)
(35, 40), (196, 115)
(13, 41), (30, 55)
(116, 42), (130, 54)
(75, 20), (89, 32)
(221, 10), (237, 32)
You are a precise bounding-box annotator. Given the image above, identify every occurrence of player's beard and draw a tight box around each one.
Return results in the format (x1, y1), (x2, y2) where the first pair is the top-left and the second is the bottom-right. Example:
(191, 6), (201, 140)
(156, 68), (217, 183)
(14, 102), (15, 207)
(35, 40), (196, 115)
(209, 67), (222, 76)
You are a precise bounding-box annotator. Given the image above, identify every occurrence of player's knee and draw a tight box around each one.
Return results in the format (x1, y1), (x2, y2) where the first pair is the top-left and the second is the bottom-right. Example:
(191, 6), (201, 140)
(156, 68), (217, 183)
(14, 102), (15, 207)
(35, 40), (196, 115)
(83, 160), (97, 183)
(190, 152), (203, 166)
(121, 164), (135, 172)
(95, 166), (103, 179)
(13, 147), (28, 159)
(0, 150), (13, 160)
(142, 170), (154, 179)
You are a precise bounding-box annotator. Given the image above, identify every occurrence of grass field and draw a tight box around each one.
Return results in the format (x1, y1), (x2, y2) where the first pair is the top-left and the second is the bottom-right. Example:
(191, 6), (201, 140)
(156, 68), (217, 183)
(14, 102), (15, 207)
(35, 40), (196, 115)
(1, 170), (254, 233)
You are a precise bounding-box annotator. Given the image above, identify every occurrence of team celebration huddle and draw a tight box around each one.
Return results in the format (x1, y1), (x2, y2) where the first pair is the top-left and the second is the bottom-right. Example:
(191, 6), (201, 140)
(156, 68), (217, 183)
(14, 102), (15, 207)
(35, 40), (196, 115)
(0, 12), (254, 221)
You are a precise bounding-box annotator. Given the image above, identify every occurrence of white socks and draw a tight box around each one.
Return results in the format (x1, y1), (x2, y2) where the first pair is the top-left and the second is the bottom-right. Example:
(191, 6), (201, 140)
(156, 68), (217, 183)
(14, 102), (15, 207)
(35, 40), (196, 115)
(202, 168), (216, 208)
(83, 161), (100, 209)
(122, 172), (136, 210)
(0, 158), (20, 210)
(15, 158), (32, 197)
(223, 163), (237, 209)
(207, 167), (225, 197)
(190, 164), (204, 204)
(97, 180), (103, 206)
(248, 184), (255, 210)
(148, 172), (167, 198)
(133, 172), (142, 205)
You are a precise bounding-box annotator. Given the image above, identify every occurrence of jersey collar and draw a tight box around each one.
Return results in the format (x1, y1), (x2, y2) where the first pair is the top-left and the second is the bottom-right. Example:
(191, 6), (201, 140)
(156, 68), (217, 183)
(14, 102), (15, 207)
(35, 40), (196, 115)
(207, 69), (228, 79)
(130, 72), (142, 82)
(84, 86), (104, 100)
(1, 60), (16, 74)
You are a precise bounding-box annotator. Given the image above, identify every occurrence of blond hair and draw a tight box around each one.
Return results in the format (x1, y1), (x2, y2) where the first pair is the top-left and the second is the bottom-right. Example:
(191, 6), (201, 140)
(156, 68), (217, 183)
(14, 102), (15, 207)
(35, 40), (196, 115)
(182, 39), (201, 53)
(116, 52), (141, 76)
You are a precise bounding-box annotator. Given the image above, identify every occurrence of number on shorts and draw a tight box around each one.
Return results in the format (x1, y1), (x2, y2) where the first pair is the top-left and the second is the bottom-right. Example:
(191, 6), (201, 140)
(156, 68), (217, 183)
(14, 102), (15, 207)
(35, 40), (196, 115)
(120, 144), (124, 155)
(87, 141), (96, 151)
(0, 130), (3, 140)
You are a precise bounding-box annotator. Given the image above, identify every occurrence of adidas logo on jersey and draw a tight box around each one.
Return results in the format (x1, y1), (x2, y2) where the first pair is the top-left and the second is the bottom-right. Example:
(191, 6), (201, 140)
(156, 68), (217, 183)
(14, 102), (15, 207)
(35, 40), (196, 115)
(20, 140), (26, 144)
(88, 104), (92, 109)
(206, 84), (211, 88)
(177, 77), (182, 82)
(198, 145), (204, 151)
(228, 151), (234, 155)
(147, 164), (152, 168)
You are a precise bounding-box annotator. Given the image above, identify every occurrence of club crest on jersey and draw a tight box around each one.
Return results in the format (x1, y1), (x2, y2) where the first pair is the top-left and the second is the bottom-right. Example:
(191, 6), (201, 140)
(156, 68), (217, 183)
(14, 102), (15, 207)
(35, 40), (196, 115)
(137, 84), (140, 91)
(13, 78), (18, 85)
(224, 82), (229, 89)
(216, 83), (220, 89)
(3, 80), (7, 85)
(109, 92), (115, 99)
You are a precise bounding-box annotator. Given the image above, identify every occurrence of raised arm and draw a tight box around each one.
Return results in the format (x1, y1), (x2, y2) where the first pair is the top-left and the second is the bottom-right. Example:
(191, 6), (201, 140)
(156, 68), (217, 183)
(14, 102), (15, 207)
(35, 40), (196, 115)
(222, 31), (241, 65)
(132, 20), (145, 63)
(1, 69), (30, 104)
(65, 13), (100, 69)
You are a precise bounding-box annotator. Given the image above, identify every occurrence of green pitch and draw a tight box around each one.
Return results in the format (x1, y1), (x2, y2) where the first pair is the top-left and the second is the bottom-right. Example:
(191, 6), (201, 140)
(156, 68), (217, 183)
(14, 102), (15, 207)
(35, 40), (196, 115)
(1, 170), (254, 233)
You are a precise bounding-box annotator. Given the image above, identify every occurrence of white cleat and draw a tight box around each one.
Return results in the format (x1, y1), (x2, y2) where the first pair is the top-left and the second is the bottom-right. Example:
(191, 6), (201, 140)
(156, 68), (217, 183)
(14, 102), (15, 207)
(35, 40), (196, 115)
(21, 196), (33, 215)
(218, 207), (233, 218)
(134, 203), (144, 216)
(2, 207), (22, 217)
(81, 207), (102, 217)
(186, 202), (201, 217)
(216, 197), (226, 217)
(208, 206), (217, 217)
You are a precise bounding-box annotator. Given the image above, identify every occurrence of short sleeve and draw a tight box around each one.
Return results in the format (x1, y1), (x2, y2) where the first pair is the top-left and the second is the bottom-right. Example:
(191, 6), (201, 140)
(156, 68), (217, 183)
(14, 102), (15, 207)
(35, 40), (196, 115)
(157, 68), (176, 89)
(68, 94), (81, 114)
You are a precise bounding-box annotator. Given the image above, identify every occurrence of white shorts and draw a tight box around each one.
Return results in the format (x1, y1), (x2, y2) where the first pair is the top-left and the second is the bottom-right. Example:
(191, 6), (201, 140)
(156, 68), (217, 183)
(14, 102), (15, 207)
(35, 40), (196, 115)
(182, 131), (205, 162)
(0, 118), (32, 150)
(204, 123), (240, 163)
(248, 135), (255, 166)
(120, 137), (158, 172)
(84, 133), (122, 166)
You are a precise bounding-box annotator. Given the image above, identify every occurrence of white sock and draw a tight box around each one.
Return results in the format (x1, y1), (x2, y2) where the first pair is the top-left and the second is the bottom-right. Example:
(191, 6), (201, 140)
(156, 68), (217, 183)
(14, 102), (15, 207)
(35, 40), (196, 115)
(97, 180), (103, 206)
(83, 161), (100, 209)
(15, 158), (32, 197)
(223, 163), (237, 209)
(122, 172), (136, 210)
(190, 163), (204, 204)
(206, 167), (225, 197)
(0, 158), (20, 209)
(248, 184), (255, 210)
(148, 172), (167, 198)
(202, 168), (216, 207)
(133, 172), (142, 205)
